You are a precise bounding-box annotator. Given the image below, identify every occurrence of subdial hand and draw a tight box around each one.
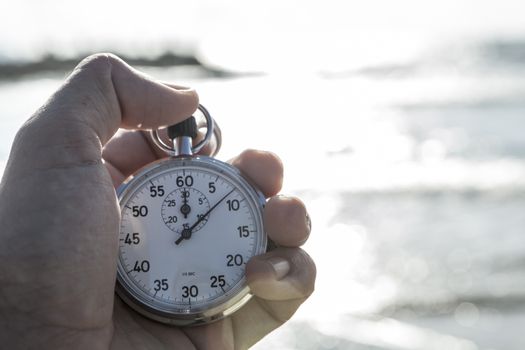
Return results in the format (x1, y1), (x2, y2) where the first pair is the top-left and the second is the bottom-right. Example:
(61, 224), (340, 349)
(175, 189), (236, 245)
(180, 189), (191, 219)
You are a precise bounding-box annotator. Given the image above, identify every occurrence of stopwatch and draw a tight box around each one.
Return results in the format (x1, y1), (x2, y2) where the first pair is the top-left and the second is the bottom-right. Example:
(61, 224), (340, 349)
(115, 105), (268, 326)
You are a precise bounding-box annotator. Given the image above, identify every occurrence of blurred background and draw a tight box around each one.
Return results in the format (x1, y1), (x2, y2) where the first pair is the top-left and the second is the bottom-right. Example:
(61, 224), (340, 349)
(1, 0), (525, 349)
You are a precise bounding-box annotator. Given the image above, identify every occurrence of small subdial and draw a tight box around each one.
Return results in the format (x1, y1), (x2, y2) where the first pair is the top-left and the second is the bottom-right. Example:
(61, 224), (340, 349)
(161, 188), (210, 233)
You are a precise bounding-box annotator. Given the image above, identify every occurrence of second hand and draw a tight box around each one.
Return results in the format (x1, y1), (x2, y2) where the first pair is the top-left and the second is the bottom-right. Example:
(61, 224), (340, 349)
(175, 188), (236, 245)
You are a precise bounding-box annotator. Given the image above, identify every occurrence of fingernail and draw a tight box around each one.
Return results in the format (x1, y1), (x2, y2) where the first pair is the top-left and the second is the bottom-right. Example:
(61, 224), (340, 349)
(275, 194), (290, 200)
(170, 84), (193, 91)
(305, 213), (312, 233)
(268, 257), (290, 280)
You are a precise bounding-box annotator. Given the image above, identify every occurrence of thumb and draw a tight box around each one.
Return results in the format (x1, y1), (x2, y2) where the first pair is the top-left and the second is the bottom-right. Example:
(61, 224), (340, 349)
(7, 53), (198, 176)
(0, 53), (198, 335)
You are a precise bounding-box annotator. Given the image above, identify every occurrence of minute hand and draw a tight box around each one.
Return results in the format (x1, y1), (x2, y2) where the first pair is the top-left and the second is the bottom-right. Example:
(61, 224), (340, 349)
(175, 188), (235, 245)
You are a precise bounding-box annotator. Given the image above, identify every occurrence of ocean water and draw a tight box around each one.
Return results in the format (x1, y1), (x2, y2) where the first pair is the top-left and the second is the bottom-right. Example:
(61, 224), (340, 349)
(2, 1), (525, 349)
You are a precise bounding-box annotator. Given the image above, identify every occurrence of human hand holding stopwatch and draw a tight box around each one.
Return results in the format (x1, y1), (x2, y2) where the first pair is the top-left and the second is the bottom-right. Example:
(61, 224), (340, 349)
(0, 54), (315, 350)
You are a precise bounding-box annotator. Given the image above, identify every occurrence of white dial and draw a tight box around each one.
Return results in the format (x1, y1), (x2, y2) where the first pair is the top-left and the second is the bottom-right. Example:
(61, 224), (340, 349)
(116, 156), (267, 326)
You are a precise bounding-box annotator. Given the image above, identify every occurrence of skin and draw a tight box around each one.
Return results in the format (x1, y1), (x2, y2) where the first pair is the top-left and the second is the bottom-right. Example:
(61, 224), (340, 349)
(0, 53), (316, 350)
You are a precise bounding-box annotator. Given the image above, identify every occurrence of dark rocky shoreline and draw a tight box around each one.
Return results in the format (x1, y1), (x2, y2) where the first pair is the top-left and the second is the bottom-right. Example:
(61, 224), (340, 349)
(0, 52), (236, 80)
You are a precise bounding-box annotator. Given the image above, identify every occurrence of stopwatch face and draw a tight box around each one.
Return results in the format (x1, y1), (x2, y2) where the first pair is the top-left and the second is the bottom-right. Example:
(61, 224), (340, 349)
(116, 156), (267, 326)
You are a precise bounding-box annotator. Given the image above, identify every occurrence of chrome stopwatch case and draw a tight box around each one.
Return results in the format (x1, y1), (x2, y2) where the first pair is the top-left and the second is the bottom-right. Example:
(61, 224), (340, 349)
(115, 106), (267, 326)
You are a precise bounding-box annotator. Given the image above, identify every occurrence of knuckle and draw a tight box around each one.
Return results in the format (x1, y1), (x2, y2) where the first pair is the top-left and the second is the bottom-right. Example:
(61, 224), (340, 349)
(265, 196), (310, 246)
(81, 52), (121, 85)
(238, 149), (283, 171)
(75, 53), (121, 76)
(285, 196), (307, 217)
(260, 150), (284, 176)
(12, 117), (37, 148)
(237, 149), (284, 194)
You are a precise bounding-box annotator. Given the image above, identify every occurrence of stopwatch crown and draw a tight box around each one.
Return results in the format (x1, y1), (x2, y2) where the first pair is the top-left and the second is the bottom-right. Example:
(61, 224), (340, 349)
(168, 116), (198, 140)
(150, 105), (217, 157)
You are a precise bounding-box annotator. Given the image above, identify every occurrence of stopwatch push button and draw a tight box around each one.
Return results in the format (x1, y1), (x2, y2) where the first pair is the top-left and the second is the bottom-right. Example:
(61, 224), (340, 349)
(168, 116), (198, 140)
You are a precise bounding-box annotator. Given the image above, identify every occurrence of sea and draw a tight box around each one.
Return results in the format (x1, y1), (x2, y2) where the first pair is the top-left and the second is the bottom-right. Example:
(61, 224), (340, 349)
(1, 1), (525, 349)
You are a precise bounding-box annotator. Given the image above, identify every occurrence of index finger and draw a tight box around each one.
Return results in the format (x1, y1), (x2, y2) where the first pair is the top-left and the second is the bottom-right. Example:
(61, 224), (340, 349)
(11, 53), (199, 176)
(71, 54), (199, 143)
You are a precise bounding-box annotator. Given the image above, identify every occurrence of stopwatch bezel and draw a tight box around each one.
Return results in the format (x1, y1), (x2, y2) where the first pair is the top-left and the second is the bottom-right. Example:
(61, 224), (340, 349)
(115, 156), (267, 326)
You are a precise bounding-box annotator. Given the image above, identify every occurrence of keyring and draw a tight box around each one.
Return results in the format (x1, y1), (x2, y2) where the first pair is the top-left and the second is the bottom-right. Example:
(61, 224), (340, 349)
(150, 104), (221, 157)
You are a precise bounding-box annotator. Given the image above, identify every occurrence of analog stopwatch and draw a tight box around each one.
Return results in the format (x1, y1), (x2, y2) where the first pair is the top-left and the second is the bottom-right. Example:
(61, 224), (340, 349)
(115, 105), (268, 326)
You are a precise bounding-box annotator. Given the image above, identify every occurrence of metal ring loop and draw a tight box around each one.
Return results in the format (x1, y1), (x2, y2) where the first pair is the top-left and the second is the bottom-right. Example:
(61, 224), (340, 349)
(149, 104), (219, 157)
(211, 118), (222, 158)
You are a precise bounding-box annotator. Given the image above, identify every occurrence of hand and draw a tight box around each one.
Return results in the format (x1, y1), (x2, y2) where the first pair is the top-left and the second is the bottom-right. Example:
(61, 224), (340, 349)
(0, 53), (316, 350)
